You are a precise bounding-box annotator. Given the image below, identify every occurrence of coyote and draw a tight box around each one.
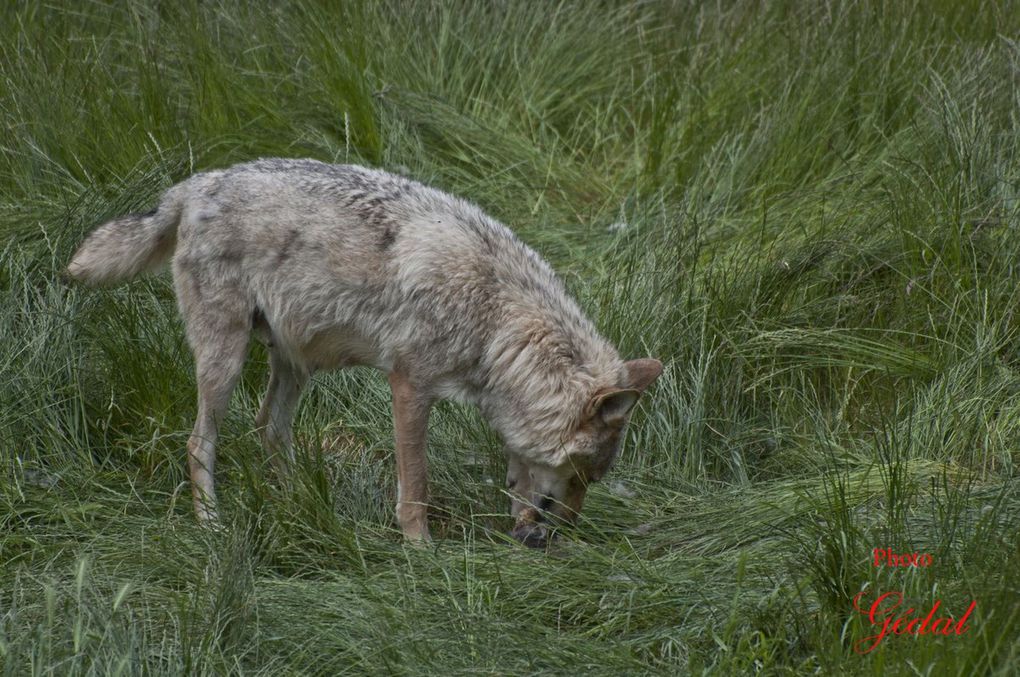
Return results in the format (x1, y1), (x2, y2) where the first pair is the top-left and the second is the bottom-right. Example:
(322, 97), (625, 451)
(68, 159), (662, 547)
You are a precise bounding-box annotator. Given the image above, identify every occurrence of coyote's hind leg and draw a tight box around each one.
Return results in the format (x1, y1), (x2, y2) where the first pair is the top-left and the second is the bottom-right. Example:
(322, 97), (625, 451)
(185, 327), (249, 522)
(174, 263), (251, 522)
(255, 348), (308, 477)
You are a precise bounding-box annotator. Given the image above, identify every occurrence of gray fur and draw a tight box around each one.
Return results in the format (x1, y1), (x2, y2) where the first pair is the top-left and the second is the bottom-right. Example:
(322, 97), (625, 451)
(68, 159), (662, 545)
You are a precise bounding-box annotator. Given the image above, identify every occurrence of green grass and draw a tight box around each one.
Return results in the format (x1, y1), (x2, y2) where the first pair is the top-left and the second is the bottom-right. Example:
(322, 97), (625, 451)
(2, 0), (1019, 673)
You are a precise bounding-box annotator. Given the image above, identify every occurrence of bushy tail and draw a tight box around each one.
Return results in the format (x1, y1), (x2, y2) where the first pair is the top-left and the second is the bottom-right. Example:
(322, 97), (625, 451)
(66, 185), (185, 287)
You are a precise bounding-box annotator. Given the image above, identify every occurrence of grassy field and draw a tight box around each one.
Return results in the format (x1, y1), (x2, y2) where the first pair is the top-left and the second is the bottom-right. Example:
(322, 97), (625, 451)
(2, 0), (1019, 673)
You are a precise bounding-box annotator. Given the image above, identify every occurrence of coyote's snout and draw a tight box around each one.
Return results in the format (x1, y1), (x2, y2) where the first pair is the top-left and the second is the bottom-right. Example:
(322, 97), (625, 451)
(68, 159), (662, 547)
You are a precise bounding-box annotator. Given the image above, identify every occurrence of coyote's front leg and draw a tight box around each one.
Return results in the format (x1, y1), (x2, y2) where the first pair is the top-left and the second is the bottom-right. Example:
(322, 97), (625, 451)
(388, 370), (432, 542)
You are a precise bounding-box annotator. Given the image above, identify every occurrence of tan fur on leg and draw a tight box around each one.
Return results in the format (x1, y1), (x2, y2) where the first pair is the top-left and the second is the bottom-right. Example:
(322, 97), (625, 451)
(388, 370), (432, 542)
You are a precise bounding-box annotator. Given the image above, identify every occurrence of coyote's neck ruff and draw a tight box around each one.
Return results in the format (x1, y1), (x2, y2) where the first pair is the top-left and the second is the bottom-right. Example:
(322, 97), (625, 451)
(68, 159), (662, 546)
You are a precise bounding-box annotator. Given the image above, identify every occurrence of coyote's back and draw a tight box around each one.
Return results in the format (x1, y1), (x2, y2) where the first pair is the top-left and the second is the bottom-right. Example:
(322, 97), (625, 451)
(71, 159), (608, 381)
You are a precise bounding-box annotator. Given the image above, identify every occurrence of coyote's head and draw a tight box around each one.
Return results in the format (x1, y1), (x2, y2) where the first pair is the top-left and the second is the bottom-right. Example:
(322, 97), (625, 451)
(507, 358), (663, 547)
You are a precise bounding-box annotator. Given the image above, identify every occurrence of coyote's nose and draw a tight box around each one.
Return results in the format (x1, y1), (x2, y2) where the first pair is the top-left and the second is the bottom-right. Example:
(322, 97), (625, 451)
(510, 520), (550, 548)
(510, 506), (555, 548)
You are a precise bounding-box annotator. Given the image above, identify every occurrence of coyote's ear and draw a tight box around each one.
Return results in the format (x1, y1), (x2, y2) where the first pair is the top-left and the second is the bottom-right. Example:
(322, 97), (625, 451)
(624, 358), (663, 392)
(587, 389), (641, 426)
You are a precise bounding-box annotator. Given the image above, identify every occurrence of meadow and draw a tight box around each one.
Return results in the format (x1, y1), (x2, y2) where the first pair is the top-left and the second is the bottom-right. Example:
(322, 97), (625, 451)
(1, 1), (1018, 673)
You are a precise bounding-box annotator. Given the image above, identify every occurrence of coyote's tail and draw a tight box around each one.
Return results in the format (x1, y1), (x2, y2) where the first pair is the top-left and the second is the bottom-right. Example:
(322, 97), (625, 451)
(66, 185), (185, 287)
